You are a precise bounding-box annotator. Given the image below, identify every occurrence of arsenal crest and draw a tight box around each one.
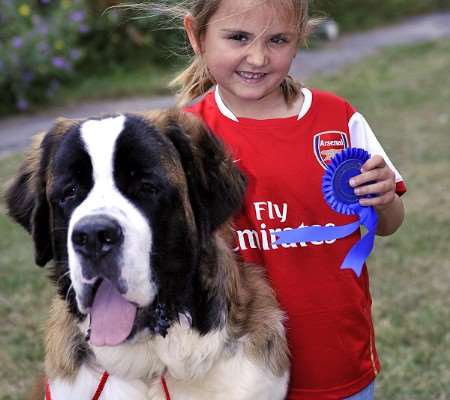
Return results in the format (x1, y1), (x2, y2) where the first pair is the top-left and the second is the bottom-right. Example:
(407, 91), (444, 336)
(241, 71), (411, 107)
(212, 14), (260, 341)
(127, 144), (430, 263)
(313, 131), (349, 169)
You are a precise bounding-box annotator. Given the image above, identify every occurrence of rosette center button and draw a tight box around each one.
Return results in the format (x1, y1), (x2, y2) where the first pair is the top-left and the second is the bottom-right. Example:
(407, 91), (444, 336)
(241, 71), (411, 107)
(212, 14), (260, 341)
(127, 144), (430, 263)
(332, 159), (364, 205)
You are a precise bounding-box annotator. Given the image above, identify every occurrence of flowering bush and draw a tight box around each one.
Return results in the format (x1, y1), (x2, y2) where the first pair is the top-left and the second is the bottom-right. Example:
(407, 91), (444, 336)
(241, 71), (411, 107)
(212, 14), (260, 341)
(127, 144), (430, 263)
(0, 0), (90, 113)
(0, 0), (180, 114)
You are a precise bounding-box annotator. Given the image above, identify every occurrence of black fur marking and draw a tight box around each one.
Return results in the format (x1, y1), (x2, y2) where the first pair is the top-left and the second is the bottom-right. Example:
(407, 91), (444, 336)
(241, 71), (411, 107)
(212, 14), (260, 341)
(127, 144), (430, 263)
(113, 116), (201, 335)
(49, 126), (94, 317)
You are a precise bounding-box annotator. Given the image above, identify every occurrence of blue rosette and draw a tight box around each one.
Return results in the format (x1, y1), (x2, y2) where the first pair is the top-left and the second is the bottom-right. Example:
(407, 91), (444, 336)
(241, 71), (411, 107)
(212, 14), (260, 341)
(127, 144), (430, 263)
(276, 148), (378, 277)
(322, 148), (371, 215)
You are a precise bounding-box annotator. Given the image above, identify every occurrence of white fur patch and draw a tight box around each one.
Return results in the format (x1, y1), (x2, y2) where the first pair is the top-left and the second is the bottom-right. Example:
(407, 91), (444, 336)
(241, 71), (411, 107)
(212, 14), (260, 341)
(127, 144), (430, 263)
(163, 343), (289, 400)
(48, 364), (154, 400)
(72, 317), (288, 399)
(67, 116), (156, 312)
(154, 321), (227, 381)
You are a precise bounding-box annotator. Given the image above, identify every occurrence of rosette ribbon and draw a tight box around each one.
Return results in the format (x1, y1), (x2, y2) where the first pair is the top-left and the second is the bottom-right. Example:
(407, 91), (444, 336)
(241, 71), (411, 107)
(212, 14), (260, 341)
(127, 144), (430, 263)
(275, 148), (378, 277)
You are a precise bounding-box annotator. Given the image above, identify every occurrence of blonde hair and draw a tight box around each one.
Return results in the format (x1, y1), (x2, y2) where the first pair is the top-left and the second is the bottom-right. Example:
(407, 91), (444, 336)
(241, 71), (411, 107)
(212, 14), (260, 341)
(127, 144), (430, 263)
(125, 0), (315, 105)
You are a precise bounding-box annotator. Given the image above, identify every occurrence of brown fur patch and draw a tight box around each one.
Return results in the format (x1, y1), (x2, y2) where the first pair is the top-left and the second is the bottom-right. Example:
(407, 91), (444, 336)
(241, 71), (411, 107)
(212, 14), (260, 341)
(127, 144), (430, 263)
(45, 298), (90, 380)
(215, 236), (290, 376)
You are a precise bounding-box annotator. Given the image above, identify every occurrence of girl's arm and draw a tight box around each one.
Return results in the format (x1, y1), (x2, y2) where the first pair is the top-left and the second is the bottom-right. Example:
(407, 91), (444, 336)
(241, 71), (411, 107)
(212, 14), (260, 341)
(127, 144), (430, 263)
(349, 155), (405, 236)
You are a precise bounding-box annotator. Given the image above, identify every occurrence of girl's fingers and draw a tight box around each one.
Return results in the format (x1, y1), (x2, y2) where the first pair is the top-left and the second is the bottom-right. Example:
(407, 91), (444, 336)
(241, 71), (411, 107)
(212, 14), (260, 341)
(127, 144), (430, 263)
(350, 168), (392, 188)
(359, 191), (396, 207)
(354, 179), (395, 197)
(361, 155), (385, 172)
(347, 155), (396, 208)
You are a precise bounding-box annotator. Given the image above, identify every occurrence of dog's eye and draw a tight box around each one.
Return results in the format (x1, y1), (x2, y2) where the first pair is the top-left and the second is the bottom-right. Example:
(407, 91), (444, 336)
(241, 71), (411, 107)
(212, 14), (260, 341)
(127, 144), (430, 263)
(140, 180), (159, 195)
(61, 184), (78, 202)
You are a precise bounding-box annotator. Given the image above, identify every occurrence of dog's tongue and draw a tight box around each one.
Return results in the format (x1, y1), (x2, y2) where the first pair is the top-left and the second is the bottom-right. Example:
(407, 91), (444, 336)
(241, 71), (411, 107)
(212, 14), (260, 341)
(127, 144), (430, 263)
(90, 280), (137, 347)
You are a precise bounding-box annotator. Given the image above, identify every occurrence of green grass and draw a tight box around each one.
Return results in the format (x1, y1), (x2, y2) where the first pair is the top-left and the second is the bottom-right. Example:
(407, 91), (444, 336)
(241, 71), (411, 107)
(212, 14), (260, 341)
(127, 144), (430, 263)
(0, 155), (53, 399)
(1, 39), (450, 399)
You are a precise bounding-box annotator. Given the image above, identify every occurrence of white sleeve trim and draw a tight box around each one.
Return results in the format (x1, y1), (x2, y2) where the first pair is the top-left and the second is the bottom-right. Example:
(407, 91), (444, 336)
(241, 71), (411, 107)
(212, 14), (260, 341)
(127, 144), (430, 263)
(349, 112), (404, 183)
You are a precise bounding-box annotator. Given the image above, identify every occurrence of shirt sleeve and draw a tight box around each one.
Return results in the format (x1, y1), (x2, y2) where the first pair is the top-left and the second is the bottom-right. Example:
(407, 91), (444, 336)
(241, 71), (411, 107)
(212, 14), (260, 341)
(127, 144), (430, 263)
(348, 112), (407, 195)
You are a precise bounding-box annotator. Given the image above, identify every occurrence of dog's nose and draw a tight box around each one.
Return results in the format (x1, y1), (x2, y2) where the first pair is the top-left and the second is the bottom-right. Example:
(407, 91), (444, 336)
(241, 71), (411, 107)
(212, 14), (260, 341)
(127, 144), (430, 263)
(72, 215), (123, 258)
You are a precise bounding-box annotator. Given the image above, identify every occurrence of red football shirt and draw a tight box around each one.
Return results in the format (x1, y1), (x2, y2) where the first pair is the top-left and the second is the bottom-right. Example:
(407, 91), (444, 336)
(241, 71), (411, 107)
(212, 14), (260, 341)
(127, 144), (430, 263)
(186, 87), (406, 399)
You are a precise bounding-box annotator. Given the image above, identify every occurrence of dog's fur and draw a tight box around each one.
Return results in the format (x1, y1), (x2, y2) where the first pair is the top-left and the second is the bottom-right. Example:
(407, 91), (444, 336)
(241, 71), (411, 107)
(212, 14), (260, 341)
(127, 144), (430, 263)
(5, 110), (289, 399)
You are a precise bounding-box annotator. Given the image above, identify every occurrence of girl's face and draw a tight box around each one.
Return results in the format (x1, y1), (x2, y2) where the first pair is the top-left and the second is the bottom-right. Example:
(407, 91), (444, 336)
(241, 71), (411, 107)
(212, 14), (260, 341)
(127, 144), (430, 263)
(186, 0), (299, 112)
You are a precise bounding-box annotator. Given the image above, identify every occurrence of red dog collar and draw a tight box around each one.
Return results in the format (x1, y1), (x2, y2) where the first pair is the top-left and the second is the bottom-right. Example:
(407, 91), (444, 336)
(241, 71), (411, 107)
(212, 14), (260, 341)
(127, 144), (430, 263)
(45, 372), (171, 400)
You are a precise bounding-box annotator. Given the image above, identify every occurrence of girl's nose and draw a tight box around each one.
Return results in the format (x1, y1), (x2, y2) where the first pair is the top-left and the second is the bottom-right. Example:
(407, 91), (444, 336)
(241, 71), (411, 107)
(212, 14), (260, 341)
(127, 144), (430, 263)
(246, 42), (268, 67)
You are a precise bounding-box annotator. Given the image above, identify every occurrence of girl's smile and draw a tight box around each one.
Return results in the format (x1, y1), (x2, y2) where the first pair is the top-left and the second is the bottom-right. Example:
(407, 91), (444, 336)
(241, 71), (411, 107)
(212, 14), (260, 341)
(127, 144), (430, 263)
(236, 71), (268, 84)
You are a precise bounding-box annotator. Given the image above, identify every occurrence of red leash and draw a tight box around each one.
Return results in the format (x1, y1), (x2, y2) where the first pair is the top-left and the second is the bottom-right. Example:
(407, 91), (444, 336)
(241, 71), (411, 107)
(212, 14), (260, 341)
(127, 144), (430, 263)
(45, 378), (52, 400)
(161, 376), (171, 400)
(92, 372), (110, 400)
(45, 372), (171, 400)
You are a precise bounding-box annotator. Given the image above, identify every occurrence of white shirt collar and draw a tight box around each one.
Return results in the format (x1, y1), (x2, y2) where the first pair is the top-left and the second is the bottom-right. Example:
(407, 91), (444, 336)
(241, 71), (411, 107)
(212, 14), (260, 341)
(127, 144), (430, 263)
(214, 86), (312, 122)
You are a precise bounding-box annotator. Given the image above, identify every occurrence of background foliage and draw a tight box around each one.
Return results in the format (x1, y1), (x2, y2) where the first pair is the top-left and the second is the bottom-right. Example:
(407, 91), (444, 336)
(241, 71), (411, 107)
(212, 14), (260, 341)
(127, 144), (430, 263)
(0, 0), (449, 115)
(311, 0), (450, 31)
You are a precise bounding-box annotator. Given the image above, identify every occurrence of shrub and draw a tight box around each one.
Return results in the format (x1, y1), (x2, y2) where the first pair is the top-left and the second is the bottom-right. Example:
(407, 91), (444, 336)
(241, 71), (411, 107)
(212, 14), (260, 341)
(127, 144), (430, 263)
(311, 0), (450, 31)
(78, 2), (182, 71)
(0, 0), (89, 114)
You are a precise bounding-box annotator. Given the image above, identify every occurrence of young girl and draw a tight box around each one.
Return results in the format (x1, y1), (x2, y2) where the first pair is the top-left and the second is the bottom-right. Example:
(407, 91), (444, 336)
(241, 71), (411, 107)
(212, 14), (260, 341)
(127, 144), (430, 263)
(153, 0), (406, 398)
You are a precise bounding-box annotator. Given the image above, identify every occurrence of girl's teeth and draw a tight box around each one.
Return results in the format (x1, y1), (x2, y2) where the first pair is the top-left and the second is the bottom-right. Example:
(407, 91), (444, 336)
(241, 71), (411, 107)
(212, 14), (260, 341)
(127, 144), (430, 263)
(238, 72), (265, 79)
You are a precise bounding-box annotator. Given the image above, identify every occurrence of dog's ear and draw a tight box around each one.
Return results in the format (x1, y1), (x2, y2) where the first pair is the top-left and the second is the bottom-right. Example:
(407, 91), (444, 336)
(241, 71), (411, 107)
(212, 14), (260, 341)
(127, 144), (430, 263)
(4, 119), (74, 267)
(156, 110), (246, 235)
(5, 133), (53, 266)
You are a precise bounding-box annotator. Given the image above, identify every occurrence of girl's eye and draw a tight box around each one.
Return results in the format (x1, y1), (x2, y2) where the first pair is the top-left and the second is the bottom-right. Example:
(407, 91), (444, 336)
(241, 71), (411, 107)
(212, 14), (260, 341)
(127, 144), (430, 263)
(229, 33), (248, 42)
(271, 36), (287, 45)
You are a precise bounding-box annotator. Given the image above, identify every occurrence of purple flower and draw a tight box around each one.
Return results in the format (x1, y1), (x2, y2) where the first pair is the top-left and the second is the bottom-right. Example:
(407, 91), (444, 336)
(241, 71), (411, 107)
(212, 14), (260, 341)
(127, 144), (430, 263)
(22, 71), (35, 83)
(37, 41), (50, 54)
(32, 15), (42, 25)
(37, 23), (49, 36)
(52, 56), (71, 71)
(45, 79), (60, 98)
(11, 36), (24, 49)
(69, 48), (82, 61)
(70, 11), (85, 23)
(78, 24), (90, 34)
(16, 97), (29, 112)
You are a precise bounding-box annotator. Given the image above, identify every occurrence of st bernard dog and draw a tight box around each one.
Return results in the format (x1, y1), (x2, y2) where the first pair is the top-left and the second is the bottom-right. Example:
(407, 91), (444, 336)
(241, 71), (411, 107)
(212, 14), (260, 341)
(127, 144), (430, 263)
(5, 110), (289, 400)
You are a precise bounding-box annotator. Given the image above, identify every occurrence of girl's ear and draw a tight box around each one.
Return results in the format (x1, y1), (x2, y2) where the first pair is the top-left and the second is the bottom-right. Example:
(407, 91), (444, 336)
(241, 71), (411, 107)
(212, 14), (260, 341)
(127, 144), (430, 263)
(184, 14), (202, 54)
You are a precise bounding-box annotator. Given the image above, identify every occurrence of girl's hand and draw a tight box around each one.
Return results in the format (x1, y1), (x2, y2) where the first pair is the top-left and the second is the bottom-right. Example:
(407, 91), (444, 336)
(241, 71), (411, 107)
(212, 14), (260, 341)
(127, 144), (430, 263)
(349, 154), (405, 236)
(349, 155), (396, 210)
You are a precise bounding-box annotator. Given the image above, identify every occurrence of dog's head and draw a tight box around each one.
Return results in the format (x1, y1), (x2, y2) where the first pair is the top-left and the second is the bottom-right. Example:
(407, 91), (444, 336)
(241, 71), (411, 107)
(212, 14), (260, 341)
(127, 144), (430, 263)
(5, 110), (245, 345)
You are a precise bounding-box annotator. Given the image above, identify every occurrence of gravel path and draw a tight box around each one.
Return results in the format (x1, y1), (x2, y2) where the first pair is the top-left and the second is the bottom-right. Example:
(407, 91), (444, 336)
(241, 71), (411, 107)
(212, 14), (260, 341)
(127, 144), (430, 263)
(1, 12), (449, 158)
